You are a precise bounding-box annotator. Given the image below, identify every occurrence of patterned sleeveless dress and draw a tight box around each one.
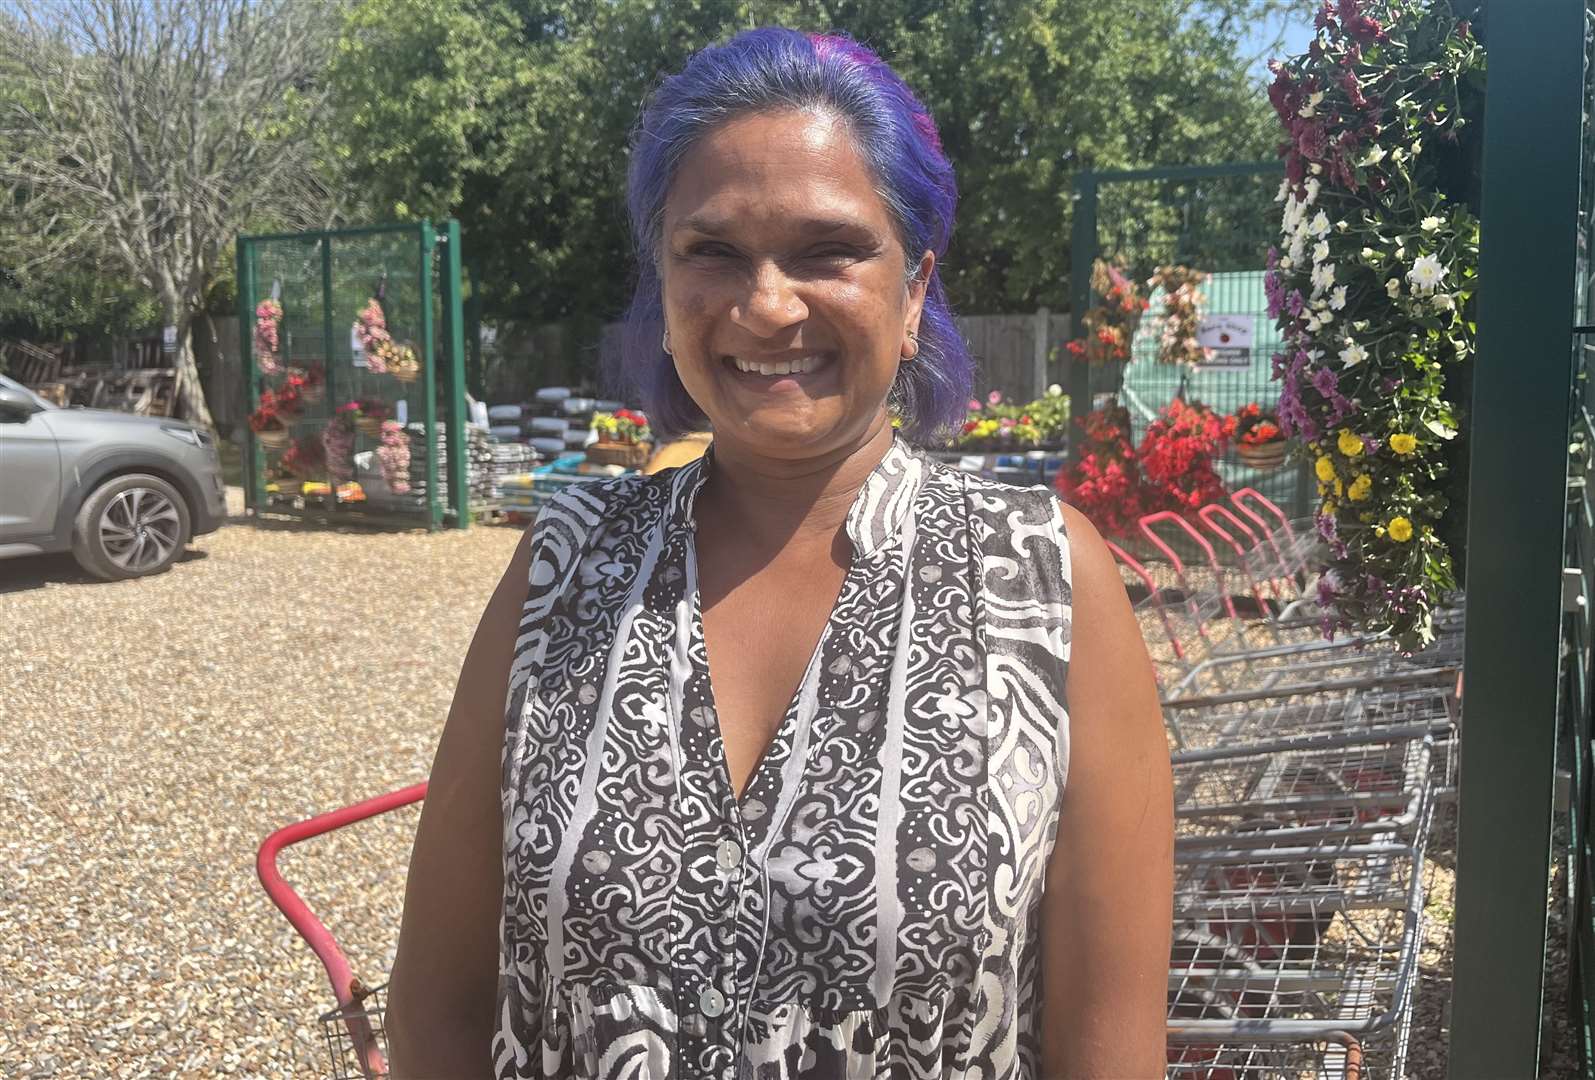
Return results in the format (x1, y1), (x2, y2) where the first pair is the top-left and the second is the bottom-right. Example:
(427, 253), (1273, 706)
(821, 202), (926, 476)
(494, 436), (1073, 1079)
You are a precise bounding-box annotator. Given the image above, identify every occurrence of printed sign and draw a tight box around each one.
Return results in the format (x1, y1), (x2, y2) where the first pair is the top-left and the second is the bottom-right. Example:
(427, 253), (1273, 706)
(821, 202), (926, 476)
(1196, 316), (1254, 369)
(162, 325), (178, 355)
(350, 324), (367, 368)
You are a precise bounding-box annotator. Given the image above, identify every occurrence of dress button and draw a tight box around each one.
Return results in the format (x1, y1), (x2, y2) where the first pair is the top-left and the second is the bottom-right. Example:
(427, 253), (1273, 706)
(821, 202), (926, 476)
(699, 986), (727, 1018)
(716, 838), (743, 871)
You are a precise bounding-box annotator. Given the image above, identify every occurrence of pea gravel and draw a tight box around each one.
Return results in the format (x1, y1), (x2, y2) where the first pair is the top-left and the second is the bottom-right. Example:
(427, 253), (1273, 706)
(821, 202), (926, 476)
(2, 489), (522, 1078)
(1, 488), (1557, 1079)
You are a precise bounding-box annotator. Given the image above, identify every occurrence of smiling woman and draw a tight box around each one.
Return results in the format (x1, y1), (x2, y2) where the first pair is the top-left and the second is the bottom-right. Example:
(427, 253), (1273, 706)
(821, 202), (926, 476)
(385, 27), (1172, 1080)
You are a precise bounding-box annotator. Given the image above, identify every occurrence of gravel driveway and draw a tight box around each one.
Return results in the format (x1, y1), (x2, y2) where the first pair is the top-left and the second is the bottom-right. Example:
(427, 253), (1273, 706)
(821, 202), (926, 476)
(2, 491), (522, 1078)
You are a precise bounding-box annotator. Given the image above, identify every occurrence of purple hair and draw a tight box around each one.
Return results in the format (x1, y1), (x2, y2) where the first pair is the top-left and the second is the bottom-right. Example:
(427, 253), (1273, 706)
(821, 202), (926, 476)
(612, 27), (971, 442)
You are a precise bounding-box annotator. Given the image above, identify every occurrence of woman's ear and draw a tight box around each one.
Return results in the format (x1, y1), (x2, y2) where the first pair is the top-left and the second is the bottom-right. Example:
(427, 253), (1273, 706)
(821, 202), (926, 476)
(905, 249), (935, 339)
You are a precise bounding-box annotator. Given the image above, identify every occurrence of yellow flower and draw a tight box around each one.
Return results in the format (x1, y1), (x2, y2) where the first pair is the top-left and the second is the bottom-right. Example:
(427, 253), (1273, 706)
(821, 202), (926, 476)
(1323, 499), (1337, 516)
(1388, 516), (1414, 542)
(1389, 433), (1418, 455)
(1315, 455), (1336, 483)
(1334, 477), (1344, 497)
(1337, 429), (1364, 457)
(1348, 474), (1372, 502)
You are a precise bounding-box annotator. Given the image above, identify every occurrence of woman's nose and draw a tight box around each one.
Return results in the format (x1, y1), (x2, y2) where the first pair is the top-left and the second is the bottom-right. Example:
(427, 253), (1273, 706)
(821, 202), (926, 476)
(731, 260), (808, 335)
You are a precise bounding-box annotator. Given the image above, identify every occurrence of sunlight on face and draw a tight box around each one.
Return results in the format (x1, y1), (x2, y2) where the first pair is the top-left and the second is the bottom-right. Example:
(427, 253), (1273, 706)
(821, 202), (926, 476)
(660, 109), (931, 461)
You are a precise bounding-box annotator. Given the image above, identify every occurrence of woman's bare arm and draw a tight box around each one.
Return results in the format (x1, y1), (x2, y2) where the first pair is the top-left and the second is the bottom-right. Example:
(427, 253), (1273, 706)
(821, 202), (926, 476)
(1040, 504), (1174, 1078)
(386, 525), (537, 1079)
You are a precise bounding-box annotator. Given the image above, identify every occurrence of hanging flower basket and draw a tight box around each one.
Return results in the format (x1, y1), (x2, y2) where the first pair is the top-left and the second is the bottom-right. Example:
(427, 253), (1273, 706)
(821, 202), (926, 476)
(256, 425), (290, 449)
(356, 416), (384, 439)
(387, 344), (421, 383)
(1236, 440), (1289, 471)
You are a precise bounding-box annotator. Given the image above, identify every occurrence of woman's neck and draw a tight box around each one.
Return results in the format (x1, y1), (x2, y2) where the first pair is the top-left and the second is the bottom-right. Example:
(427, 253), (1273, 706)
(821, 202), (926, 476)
(695, 419), (895, 554)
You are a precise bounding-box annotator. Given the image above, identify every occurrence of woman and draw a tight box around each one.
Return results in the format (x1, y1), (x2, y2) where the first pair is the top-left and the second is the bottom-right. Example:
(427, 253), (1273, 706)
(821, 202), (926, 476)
(387, 28), (1171, 1080)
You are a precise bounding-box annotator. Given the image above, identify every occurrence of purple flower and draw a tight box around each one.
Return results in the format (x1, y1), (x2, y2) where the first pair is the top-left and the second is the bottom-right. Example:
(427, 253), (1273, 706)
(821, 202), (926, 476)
(1316, 513), (1339, 543)
(1287, 290), (1306, 317)
(1311, 366), (1340, 398)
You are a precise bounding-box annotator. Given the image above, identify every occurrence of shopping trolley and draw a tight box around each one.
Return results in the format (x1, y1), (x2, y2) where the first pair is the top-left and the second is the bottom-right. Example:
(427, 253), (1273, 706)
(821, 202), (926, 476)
(257, 783), (427, 1080)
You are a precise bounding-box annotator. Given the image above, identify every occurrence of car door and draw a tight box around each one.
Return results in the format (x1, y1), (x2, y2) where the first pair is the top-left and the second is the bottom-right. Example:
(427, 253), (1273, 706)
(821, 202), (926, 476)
(0, 407), (62, 541)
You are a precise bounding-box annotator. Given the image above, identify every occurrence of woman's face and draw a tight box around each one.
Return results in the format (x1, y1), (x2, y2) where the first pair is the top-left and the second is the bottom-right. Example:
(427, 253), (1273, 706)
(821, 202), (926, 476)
(660, 108), (932, 460)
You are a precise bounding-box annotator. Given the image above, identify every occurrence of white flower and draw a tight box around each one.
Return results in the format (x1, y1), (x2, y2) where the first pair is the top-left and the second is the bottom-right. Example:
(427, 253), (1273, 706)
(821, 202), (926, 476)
(1391, 147), (1406, 163)
(1288, 233), (1307, 265)
(1276, 178), (1291, 203)
(1047, 383), (1063, 397)
(1305, 313), (1322, 332)
(1340, 341), (1369, 368)
(1421, 216), (1443, 232)
(1298, 91), (1325, 119)
(1330, 285), (1348, 311)
(1308, 211), (1331, 237)
(1336, 220), (1350, 233)
(1310, 162), (1323, 175)
(1310, 261), (1337, 297)
(1280, 256), (1294, 270)
(1433, 293), (1456, 312)
(1407, 253), (1446, 294)
(1313, 240), (1331, 264)
(1395, 245), (1406, 261)
(1386, 278), (1401, 299)
(1361, 145), (1387, 167)
(1304, 178), (1321, 205)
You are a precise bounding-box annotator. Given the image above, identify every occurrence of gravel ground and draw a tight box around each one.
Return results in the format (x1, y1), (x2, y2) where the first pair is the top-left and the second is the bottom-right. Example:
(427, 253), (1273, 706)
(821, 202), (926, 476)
(1, 489), (522, 1078)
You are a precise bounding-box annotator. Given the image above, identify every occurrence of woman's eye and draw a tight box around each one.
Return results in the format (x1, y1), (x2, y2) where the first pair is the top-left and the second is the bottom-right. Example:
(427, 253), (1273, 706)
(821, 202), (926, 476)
(685, 243), (737, 258)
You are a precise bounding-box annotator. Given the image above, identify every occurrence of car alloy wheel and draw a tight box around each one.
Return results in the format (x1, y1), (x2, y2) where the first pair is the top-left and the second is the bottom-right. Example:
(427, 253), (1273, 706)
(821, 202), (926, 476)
(99, 486), (183, 573)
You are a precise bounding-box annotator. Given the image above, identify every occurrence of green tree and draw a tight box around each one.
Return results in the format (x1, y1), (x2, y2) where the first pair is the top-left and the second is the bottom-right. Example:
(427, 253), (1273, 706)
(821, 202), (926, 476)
(323, 0), (1307, 325)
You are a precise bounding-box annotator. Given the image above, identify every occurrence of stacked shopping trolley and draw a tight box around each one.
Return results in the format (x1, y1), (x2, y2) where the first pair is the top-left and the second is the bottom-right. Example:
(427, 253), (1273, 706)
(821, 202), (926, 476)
(1112, 490), (1462, 1080)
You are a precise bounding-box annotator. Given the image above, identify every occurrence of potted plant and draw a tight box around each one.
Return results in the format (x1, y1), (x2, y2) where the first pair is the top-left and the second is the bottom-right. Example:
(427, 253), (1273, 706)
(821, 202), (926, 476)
(248, 387), (296, 448)
(283, 364), (325, 404)
(587, 408), (652, 468)
(1232, 403), (1288, 470)
(349, 398), (389, 439)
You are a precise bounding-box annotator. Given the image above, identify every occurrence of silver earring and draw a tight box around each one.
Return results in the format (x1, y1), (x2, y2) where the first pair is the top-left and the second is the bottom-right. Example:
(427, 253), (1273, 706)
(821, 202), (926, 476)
(903, 330), (920, 360)
(662, 329), (672, 356)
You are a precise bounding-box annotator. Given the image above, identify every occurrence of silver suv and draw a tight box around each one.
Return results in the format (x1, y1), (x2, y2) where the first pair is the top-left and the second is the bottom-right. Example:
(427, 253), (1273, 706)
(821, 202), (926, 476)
(0, 374), (228, 579)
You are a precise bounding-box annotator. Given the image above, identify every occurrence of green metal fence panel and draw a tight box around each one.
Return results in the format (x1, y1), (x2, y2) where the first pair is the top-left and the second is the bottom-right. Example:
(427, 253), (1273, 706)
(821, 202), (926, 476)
(238, 222), (468, 529)
(1448, 0), (1588, 1075)
(1067, 163), (1309, 516)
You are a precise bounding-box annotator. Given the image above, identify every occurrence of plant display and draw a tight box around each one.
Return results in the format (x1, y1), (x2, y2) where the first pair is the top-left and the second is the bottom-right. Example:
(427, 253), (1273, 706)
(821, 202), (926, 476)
(955, 387), (1070, 450)
(1233, 402), (1285, 447)
(1148, 265), (1214, 367)
(591, 408), (651, 444)
(1055, 398), (1233, 536)
(253, 298), (283, 376)
(322, 404), (358, 484)
(376, 420), (411, 494)
(248, 386), (300, 434)
(1264, 0), (1482, 649)
(282, 364), (325, 402)
(1063, 260), (1148, 364)
(352, 297), (419, 378)
(279, 433), (327, 479)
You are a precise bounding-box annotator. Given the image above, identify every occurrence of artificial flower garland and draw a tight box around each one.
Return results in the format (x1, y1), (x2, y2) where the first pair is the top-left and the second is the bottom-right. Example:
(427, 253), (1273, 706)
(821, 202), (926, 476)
(1149, 265), (1214, 367)
(1264, 0), (1482, 650)
(254, 299), (283, 376)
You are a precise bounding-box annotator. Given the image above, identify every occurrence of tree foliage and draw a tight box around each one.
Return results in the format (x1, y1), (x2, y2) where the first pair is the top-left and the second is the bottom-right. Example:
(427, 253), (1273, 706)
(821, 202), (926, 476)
(0, 0), (340, 426)
(323, 0), (1308, 326)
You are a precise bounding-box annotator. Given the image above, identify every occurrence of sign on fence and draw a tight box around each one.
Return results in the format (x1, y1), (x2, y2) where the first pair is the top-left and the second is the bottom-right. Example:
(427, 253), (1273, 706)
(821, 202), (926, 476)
(1196, 315), (1253, 369)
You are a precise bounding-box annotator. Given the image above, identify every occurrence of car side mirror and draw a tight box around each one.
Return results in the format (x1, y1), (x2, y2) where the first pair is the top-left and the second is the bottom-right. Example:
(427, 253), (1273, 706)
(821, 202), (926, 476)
(0, 387), (40, 423)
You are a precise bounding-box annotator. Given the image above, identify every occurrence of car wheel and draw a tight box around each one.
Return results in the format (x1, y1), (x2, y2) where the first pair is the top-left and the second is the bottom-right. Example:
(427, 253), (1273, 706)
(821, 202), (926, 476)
(71, 473), (192, 581)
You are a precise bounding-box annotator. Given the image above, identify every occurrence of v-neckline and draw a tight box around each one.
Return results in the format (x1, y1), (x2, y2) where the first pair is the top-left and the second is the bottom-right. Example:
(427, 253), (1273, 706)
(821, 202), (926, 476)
(684, 528), (848, 806)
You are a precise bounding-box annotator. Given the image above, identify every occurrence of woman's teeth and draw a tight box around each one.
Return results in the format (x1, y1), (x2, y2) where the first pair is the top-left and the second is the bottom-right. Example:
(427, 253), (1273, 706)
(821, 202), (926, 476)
(732, 354), (825, 376)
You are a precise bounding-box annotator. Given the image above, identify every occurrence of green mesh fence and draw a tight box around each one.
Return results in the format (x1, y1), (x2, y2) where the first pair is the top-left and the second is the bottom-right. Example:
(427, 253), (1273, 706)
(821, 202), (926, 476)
(237, 222), (467, 528)
(1072, 164), (1311, 520)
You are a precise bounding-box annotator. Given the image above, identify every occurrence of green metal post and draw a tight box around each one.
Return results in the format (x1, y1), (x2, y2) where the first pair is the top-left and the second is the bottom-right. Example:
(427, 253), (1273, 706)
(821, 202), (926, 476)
(320, 236), (337, 457)
(419, 220), (440, 531)
(237, 237), (263, 512)
(442, 220), (469, 529)
(1068, 172), (1098, 462)
(1448, 0), (1586, 1075)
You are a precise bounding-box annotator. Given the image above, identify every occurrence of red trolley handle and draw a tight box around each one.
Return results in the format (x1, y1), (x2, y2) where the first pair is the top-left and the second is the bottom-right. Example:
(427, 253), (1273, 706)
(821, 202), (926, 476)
(256, 782), (428, 1079)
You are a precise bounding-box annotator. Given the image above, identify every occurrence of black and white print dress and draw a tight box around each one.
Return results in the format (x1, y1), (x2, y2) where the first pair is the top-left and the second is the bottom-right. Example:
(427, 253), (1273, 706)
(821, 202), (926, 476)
(495, 435), (1073, 1080)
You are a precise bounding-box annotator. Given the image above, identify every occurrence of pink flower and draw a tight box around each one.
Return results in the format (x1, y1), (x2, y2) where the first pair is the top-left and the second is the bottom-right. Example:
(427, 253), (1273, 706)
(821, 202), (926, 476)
(987, 390), (1003, 406)
(967, 399), (982, 412)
